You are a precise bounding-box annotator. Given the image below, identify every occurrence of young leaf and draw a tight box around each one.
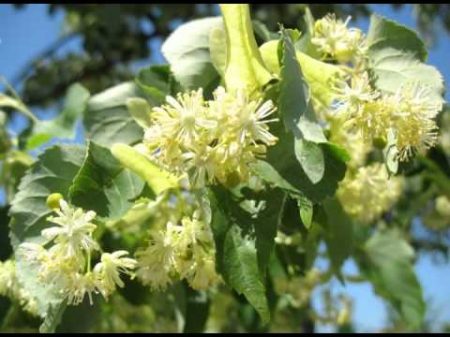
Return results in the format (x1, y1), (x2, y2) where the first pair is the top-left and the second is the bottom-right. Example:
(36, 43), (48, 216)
(220, 4), (273, 97)
(110, 143), (179, 196)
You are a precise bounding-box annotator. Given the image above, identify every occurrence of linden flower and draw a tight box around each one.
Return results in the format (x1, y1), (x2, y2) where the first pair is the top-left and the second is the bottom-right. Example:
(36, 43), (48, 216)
(185, 248), (220, 291)
(0, 259), (39, 316)
(337, 163), (403, 224)
(333, 72), (379, 118)
(43, 199), (99, 260)
(94, 250), (137, 293)
(65, 272), (100, 306)
(135, 229), (176, 291)
(143, 86), (278, 188)
(391, 82), (443, 161)
(312, 14), (365, 63)
(150, 89), (215, 143)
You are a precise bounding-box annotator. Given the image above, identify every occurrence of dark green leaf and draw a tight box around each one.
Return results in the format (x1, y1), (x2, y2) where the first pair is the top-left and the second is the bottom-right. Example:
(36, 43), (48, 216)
(68, 141), (145, 219)
(320, 198), (354, 277)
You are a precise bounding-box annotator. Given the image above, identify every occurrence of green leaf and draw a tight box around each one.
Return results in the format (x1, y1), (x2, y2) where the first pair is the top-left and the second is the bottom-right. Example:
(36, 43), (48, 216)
(320, 198), (354, 277)
(39, 301), (67, 333)
(209, 26), (227, 77)
(182, 287), (210, 333)
(0, 93), (36, 122)
(253, 188), (286, 275)
(84, 82), (144, 147)
(260, 39), (344, 108)
(367, 15), (444, 100)
(209, 188), (270, 324)
(366, 14), (427, 62)
(295, 139), (325, 184)
(279, 29), (326, 143)
(359, 229), (425, 330)
(110, 143), (179, 196)
(220, 4), (273, 97)
(9, 145), (86, 247)
(162, 17), (223, 94)
(135, 64), (171, 105)
(224, 225), (270, 324)
(69, 141), (145, 219)
(297, 195), (313, 229)
(252, 126), (348, 203)
(26, 83), (90, 150)
(126, 97), (152, 129)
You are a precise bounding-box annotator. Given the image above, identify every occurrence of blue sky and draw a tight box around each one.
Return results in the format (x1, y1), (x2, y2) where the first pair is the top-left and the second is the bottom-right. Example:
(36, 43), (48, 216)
(0, 4), (449, 332)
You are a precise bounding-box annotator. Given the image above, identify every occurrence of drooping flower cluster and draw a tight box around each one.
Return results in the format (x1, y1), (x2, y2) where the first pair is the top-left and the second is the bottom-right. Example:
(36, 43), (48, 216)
(311, 14), (366, 63)
(135, 191), (220, 291)
(337, 163), (403, 224)
(0, 259), (38, 315)
(143, 86), (278, 188)
(17, 198), (136, 306)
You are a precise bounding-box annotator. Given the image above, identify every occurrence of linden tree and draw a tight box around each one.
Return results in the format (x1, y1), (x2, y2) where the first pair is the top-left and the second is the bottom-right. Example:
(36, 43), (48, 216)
(0, 4), (449, 333)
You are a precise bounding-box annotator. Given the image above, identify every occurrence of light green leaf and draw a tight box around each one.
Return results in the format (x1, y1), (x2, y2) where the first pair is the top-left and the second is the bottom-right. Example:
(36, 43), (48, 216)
(0, 93), (36, 122)
(360, 229), (425, 329)
(26, 83), (90, 150)
(126, 97), (152, 129)
(366, 14), (427, 61)
(367, 15), (444, 100)
(220, 4), (272, 97)
(209, 26), (227, 77)
(84, 82), (144, 147)
(297, 195), (313, 229)
(110, 143), (179, 196)
(295, 139), (325, 184)
(162, 17), (223, 94)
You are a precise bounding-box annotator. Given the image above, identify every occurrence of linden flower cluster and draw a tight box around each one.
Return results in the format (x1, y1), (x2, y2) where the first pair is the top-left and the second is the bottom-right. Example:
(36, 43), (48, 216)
(337, 163), (403, 224)
(0, 259), (38, 315)
(135, 191), (220, 291)
(332, 73), (443, 162)
(17, 198), (136, 306)
(143, 86), (278, 188)
(311, 14), (366, 63)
